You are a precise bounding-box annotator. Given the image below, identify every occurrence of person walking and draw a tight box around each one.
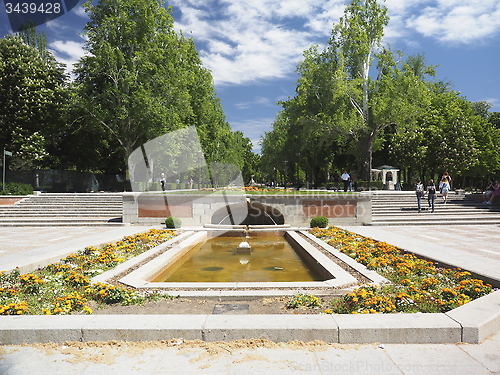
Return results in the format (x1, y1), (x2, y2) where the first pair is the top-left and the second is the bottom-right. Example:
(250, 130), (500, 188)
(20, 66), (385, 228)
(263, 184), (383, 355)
(160, 173), (166, 191)
(442, 172), (452, 188)
(439, 176), (450, 204)
(341, 170), (350, 192)
(414, 179), (424, 212)
(427, 179), (437, 212)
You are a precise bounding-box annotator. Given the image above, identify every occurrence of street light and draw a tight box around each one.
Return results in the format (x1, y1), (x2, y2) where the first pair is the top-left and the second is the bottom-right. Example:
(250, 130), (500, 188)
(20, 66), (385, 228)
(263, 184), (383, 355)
(3, 149), (12, 191)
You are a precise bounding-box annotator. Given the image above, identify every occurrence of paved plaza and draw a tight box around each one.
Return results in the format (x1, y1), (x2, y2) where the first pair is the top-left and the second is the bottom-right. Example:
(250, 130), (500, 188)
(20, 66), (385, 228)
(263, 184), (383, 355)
(1, 332), (500, 374)
(1, 224), (500, 374)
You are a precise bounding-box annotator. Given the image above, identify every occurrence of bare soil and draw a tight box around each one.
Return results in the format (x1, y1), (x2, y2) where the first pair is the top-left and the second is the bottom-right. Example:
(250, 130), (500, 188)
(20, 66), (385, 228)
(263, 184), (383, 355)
(89, 295), (335, 315)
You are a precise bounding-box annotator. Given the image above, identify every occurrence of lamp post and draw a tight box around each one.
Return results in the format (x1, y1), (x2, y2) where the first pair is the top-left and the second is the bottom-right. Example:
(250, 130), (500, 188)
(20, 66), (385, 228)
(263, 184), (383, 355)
(197, 150), (202, 190)
(3, 149), (12, 191)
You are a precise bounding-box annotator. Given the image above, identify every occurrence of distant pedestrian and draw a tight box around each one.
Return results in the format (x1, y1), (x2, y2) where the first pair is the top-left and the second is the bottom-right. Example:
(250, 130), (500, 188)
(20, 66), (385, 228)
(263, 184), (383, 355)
(427, 179), (437, 212)
(160, 173), (166, 191)
(414, 179), (424, 212)
(189, 178), (194, 189)
(486, 180), (500, 205)
(483, 179), (495, 203)
(439, 176), (450, 204)
(442, 172), (452, 188)
(341, 170), (350, 192)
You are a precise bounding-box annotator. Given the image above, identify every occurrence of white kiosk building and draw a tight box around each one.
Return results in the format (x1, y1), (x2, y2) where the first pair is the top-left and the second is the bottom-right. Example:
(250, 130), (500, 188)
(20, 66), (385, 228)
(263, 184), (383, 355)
(371, 165), (400, 190)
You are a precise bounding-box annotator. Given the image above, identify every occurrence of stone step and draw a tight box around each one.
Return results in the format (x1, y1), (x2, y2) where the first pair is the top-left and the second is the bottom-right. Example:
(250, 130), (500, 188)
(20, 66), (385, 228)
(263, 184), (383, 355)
(1, 204), (121, 208)
(372, 198), (468, 203)
(0, 193), (124, 227)
(373, 203), (488, 208)
(16, 200), (121, 204)
(373, 207), (500, 214)
(0, 218), (123, 227)
(369, 192), (499, 225)
(0, 213), (122, 217)
(18, 200), (122, 205)
(369, 219), (500, 226)
(373, 212), (500, 219)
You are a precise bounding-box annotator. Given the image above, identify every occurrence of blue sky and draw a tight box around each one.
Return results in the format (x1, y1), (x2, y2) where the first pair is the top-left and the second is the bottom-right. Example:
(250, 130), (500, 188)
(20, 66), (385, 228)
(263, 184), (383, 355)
(1, 0), (500, 153)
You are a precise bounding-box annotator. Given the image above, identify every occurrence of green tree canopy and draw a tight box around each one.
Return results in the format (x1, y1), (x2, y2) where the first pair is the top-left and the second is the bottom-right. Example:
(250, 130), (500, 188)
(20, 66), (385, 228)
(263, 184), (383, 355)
(273, 0), (433, 181)
(73, 0), (250, 177)
(74, 0), (198, 168)
(0, 34), (67, 169)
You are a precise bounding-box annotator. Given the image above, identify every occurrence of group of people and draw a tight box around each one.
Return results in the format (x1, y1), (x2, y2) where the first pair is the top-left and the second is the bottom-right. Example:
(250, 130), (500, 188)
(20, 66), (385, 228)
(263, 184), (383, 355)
(482, 179), (500, 204)
(414, 172), (452, 213)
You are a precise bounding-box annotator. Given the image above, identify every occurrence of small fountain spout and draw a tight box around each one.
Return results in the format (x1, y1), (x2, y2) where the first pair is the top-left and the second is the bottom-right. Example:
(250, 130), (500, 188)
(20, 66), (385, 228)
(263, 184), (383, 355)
(236, 240), (251, 254)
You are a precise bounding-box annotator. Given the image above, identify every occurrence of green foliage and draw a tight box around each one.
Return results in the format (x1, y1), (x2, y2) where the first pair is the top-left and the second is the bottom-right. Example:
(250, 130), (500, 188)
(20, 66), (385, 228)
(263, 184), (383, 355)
(287, 293), (322, 309)
(310, 216), (329, 228)
(0, 34), (68, 169)
(356, 180), (384, 190)
(73, 0), (250, 177)
(388, 90), (490, 183)
(0, 229), (179, 315)
(0, 182), (33, 195)
(165, 216), (182, 228)
(74, 0), (185, 165)
(263, 0), (434, 183)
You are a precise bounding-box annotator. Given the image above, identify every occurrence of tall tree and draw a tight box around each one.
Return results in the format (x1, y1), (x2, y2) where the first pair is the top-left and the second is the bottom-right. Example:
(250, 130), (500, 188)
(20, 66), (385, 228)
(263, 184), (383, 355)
(279, 0), (432, 180)
(74, 0), (196, 170)
(388, 90), (482, 185)
(0, 34), (67, 169)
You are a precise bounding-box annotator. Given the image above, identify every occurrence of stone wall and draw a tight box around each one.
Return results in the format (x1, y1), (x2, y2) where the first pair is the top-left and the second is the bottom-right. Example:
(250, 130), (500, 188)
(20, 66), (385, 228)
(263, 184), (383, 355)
(123, 192), (372, 226)
(0, 196), (24, 205)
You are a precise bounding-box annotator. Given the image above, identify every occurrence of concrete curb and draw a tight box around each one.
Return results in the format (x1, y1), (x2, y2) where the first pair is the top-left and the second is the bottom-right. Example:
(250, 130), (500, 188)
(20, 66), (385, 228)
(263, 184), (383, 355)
(90, 231), (194, 285)
(0, 311), (475, 345)
(446, 289), (500, 344)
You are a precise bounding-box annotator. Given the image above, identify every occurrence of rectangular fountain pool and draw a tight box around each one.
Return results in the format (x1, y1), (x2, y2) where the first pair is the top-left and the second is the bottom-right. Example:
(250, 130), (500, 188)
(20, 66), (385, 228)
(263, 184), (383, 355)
(150, 234), (321, 283)
(117, 230), (359, 292)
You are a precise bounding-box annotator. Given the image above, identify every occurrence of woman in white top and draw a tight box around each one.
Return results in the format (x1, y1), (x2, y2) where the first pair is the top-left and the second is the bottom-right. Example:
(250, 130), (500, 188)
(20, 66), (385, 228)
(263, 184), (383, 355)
(439, 176), (450, 204)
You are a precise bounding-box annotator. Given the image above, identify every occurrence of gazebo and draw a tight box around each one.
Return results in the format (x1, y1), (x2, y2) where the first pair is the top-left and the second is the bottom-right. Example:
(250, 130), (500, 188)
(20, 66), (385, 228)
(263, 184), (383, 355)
(371, 165), (400, 190)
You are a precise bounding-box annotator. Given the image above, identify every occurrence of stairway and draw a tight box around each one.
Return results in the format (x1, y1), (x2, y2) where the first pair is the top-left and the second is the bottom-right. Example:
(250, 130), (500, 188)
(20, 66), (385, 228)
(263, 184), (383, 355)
(370, 191), (500, 226)
(0, 193), (123, 226)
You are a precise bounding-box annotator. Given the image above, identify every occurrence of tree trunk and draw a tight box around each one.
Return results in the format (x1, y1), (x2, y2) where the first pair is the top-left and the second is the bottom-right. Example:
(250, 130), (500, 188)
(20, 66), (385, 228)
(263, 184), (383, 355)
(359, 133), (373, 181)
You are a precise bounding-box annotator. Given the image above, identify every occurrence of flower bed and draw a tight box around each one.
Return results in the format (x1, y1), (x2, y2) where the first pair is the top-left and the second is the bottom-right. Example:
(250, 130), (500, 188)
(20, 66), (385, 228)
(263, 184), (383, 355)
(310, 226), (493, 314)
(0, 229), (178, 315)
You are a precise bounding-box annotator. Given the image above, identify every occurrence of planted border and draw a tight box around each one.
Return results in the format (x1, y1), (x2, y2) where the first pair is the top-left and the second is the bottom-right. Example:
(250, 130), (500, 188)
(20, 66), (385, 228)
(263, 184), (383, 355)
(311, 226), (494, 314)
(0, 229), (178, 315)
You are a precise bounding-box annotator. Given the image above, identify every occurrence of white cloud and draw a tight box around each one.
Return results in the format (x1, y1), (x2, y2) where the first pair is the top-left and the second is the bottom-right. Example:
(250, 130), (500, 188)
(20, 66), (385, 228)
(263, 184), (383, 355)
(234, 96), (274, 110)
(229, 117), (276, 152)
(72, 5), (89, 18)
(404, 0), (500, 44)
(170, 0), (500, 86)
(48, 38), (87, 77)
(484, 98), (500, 110)
(169, 0), (344, 86)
